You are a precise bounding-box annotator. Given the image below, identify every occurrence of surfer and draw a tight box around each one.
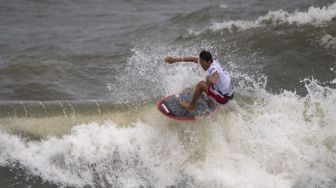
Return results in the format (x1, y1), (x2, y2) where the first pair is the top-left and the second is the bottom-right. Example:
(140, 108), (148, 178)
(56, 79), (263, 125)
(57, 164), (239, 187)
(164, 50), (234, 112)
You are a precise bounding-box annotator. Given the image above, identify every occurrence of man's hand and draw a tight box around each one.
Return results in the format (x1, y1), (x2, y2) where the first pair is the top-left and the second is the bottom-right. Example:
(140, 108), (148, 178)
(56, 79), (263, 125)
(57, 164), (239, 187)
(164, 56), (176, 64)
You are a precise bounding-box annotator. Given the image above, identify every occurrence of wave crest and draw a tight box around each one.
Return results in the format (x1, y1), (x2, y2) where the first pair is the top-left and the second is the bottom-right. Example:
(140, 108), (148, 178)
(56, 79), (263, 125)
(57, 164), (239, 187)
(191, 2), (336, 35)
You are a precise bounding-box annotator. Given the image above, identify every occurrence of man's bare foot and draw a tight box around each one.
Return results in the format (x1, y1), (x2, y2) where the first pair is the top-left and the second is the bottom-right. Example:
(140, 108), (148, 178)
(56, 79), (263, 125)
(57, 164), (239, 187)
(179, 101), (194, 112)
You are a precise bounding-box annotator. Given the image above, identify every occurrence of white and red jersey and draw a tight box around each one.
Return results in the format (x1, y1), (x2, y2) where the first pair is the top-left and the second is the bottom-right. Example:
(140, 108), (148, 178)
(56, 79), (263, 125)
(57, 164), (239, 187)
(207, 60), (233, 97)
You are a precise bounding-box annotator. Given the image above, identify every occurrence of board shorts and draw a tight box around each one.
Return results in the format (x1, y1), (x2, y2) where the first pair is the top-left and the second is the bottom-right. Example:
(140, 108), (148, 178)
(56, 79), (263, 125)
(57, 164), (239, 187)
(207, 86), (233, 104)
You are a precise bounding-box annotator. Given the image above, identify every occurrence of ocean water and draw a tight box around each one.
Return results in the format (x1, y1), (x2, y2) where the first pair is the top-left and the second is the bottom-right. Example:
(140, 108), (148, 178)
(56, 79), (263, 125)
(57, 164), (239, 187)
(0, 0), (335, 187)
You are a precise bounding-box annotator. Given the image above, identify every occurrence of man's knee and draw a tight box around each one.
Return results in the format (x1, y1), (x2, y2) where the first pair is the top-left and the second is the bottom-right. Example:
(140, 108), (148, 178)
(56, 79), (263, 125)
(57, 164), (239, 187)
(196, 81), (207, 90)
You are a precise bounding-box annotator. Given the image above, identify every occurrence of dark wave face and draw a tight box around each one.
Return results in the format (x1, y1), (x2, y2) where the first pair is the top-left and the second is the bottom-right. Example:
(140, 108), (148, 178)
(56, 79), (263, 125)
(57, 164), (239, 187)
(0, 0), (336, 187)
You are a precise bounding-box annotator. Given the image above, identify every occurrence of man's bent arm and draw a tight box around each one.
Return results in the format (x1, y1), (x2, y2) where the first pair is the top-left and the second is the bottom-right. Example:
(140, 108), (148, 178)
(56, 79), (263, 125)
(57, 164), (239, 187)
(206, 71), (220, 85)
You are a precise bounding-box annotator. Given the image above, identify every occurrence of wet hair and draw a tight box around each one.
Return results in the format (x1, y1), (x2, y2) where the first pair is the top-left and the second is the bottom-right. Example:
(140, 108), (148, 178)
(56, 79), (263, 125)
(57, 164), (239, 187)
(199, 50), (213, 63)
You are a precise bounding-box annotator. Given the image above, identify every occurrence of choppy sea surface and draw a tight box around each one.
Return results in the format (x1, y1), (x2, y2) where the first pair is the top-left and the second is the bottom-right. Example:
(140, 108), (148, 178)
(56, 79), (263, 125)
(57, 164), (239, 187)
(0, 0), (335, 187)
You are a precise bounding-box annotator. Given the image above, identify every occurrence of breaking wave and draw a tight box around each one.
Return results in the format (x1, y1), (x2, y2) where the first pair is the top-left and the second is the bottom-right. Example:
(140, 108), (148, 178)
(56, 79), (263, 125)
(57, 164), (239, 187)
(0, 58), (335, 187)
(189, 2), (336, 35)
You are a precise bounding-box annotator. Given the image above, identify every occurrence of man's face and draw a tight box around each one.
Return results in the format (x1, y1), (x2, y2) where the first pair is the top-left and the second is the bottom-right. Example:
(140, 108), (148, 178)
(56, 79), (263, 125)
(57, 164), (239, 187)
(199, 59), (210, 71)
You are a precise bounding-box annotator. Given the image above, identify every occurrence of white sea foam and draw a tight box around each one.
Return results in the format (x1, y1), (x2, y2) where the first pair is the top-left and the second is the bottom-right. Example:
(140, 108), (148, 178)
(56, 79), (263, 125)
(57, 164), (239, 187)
(107, 43), (212, 103)
(1, 41), (336, 187)
(319, 34), (336, 50)
(1, 72), (336, 187)
(191, 2), (336, 35)
(220, 4), (228, 9)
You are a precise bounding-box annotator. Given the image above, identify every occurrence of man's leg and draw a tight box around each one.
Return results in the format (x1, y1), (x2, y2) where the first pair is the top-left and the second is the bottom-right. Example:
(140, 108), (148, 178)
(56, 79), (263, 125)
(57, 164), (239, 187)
(180, 81), (209, 112)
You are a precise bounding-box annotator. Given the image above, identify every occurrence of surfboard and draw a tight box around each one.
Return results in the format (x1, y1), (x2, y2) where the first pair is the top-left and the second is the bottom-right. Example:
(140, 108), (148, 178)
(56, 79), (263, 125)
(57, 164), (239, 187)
(157, 93), (219, 121)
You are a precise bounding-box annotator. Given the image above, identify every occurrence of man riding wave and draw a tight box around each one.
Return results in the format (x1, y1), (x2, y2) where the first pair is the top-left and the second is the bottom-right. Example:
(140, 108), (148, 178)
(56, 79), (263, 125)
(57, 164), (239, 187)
(164, 50), (234, 112)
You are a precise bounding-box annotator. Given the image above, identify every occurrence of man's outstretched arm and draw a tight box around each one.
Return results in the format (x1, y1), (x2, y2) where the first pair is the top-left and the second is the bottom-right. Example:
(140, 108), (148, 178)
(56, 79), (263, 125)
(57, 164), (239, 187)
(164, 56), (198, 64)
